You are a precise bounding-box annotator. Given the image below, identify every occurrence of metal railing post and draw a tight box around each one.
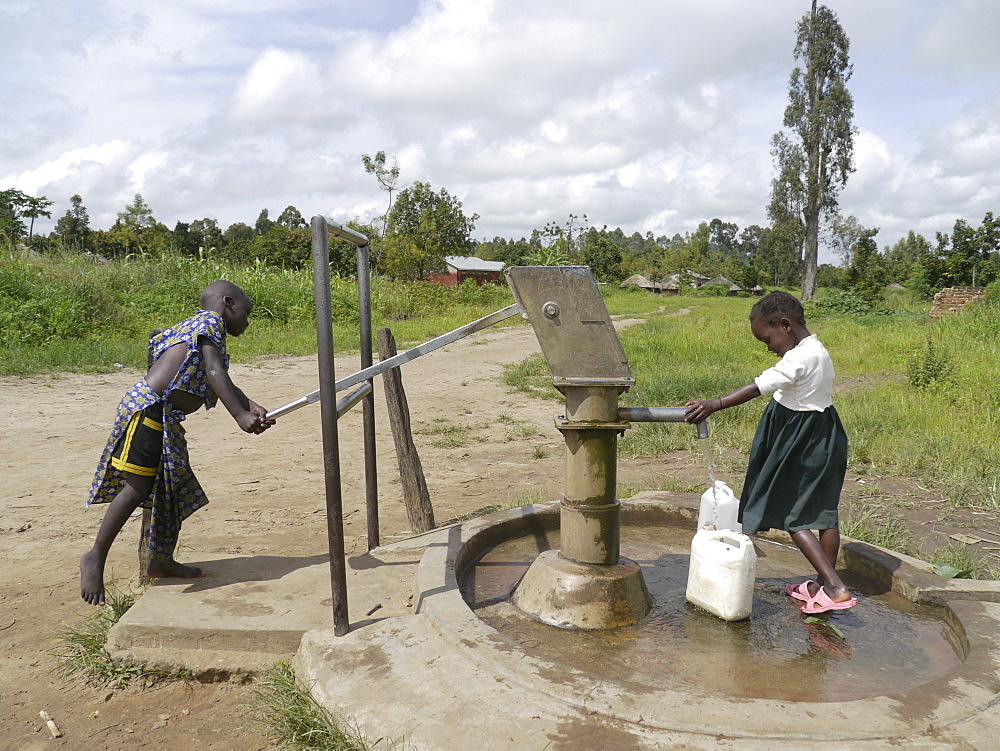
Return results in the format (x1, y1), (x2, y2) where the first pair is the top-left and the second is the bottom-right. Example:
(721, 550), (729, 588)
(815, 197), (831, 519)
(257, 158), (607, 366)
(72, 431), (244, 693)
(311, 216), (349, 636)
(355, 241), (379, 549)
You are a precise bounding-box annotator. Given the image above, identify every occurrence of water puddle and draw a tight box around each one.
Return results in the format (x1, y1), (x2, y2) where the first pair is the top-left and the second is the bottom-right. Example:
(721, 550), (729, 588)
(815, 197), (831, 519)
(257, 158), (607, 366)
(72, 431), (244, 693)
(461, 524), (961, 702)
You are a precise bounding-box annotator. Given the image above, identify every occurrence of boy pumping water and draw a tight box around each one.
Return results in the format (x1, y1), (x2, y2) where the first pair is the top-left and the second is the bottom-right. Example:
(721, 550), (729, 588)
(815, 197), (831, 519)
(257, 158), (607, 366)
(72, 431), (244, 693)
(685, 291), (857, 615)
(80, 280), (274, 606)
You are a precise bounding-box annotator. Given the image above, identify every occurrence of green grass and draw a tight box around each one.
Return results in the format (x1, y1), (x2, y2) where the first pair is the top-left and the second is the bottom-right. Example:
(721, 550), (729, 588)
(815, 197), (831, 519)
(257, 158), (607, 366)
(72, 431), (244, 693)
(0, 248), (520, 375)
(501, 352), (560, 399)
(413, 420), (477, 448)
(51, 580), (192, 688)
(614, 293), (1000, 513)
(503, 289), (1000, 577)
(839, 502), (917, 557)
(246, 662), (398, 750)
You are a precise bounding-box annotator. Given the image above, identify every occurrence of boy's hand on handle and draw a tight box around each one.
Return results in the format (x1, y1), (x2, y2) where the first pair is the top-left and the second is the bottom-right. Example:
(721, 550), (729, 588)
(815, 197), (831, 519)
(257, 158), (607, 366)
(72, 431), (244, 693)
(684, 399), (718, 425)
(240, 401), (275, 434)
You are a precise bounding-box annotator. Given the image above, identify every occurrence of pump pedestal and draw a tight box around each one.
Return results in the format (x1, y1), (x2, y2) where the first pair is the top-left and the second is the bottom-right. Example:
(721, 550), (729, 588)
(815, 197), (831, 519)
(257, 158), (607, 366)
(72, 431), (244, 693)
(506, 266), (652, 628)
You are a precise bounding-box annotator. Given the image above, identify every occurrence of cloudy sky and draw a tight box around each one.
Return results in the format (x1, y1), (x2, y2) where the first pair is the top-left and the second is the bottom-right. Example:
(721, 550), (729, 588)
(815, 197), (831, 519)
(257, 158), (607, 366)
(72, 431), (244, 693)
(3, 0), (999, 263)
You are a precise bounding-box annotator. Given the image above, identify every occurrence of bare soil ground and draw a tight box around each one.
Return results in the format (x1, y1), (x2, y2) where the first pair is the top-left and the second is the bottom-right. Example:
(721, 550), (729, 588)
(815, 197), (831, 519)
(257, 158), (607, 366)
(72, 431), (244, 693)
(2, 316), (997, 749)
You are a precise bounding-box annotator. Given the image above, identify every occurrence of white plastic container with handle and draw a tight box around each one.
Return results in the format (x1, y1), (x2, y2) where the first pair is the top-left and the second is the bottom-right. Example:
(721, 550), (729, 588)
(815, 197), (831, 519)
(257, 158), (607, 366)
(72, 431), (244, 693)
(685, 528), (757, 621)
(697, 480), (741, 532)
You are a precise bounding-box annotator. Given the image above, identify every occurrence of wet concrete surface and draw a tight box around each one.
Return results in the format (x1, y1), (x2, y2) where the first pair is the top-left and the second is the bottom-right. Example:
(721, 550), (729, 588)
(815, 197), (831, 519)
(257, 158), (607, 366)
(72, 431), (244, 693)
(463, 524), (961, 702)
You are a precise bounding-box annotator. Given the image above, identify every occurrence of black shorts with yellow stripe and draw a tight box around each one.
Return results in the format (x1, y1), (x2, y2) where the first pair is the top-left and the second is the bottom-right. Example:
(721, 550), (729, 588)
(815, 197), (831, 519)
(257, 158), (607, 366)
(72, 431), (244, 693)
(110, 402), (164, 477)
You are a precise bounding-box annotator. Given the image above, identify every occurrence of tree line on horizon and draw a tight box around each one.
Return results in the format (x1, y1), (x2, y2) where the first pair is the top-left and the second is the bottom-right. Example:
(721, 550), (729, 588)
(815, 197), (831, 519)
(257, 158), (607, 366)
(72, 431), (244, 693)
(3, 184), (997, 302)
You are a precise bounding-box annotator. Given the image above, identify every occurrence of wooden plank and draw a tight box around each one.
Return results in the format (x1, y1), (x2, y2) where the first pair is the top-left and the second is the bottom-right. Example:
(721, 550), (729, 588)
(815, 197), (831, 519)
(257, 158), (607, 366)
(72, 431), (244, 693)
(377, 328), (435, 534)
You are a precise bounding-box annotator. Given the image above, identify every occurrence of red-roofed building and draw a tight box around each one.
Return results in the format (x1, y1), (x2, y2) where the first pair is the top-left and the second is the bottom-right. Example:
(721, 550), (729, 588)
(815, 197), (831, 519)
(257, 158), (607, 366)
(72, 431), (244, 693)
(429, 256), (506, 286)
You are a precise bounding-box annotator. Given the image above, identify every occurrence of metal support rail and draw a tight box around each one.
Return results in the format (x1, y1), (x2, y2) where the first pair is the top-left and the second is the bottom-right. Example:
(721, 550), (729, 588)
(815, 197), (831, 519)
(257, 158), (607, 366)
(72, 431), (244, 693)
(266, 303), (523, 420)
(300, 216), (521, 636)
(336, 382), (372, 419)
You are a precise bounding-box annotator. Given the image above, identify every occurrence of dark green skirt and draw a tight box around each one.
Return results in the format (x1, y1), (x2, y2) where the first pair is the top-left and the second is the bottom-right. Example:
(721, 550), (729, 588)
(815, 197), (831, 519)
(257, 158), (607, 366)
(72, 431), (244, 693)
(739, 399), (848, 534)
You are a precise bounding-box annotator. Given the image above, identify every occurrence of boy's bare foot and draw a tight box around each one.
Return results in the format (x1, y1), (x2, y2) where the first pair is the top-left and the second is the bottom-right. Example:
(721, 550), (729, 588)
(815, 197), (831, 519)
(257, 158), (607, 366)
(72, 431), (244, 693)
(146, 558), (205, 579)
(80, 550), (107, 606)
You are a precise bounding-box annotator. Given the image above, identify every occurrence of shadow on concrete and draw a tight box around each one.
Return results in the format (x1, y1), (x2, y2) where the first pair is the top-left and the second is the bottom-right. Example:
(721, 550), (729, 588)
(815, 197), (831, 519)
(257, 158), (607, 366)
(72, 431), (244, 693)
(151, 553), (331, 594)
(348, 552), (422, 570)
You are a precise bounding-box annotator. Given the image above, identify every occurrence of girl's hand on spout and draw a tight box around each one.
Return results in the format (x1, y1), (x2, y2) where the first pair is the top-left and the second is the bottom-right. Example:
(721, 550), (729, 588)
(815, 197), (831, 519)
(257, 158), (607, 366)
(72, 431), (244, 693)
(684, 399), (718, 424)
(684, 384), (761, 425)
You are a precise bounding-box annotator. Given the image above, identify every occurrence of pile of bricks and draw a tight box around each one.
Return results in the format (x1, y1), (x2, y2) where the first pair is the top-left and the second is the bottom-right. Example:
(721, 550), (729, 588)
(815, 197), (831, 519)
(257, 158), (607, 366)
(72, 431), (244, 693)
(930, 286), (986, 318)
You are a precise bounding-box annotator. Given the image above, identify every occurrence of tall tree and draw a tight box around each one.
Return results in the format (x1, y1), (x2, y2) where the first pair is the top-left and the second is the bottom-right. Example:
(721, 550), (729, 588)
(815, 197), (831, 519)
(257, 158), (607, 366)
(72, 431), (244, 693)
(825, 213), (866, 268)
(534, 214), (590, 259)
(22, 195), (53, 242)
(845, 228), (886, 300)
(221, 222), (256, 264)
(769, 0), (856, 300)
(0, 189), (51, 245)
(54, 194), (92, 251)
(708, 218), (740, 260)
(255, 208), (274, 236)
(173, 221), (202, 257)
(580, 226), (623, 282)
(941, 212), (1000, 287)
(362, 151), (401, 238)
(276, 205), (306, 229)
(109, 193), (162, 256)
(117, 193), (156, 231)
(381, 181), (478, 280)
(190, 217), (223, 254)
(0, 188), (31, 245)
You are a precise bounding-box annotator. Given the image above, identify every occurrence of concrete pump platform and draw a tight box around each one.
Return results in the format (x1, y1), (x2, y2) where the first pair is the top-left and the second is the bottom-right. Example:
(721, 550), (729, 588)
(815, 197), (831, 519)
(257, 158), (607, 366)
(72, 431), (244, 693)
(107, 493), (1000, 749)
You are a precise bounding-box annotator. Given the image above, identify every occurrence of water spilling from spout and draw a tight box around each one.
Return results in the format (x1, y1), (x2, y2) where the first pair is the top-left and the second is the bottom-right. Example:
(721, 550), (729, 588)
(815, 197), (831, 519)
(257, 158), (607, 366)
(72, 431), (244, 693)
(696, 436), (717, 487)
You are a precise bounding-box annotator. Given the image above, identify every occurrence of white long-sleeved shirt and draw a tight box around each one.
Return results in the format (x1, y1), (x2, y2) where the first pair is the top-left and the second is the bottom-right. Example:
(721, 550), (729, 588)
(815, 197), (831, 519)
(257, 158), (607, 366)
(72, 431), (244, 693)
(753, 334), (834, 412)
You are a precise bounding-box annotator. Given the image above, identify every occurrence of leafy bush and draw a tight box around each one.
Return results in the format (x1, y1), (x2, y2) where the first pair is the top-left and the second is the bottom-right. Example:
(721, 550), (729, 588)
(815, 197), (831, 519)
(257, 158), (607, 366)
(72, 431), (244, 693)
(805, 291), (892, 317)
(523, 246), (571, 266)
(982, 279), (1000, 306)
(906, 334), (955, 389)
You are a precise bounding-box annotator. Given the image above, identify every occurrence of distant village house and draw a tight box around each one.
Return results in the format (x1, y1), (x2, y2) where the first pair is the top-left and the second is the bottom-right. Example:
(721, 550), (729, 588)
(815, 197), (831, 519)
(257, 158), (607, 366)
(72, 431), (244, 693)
(429, 256), (506, 286)
(620, 272), (761, 296)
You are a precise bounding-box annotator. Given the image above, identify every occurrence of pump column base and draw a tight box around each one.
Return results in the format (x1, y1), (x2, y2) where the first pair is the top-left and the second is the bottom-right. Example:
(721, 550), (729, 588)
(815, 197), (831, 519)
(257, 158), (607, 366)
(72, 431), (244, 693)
(512, 550), (652, 630)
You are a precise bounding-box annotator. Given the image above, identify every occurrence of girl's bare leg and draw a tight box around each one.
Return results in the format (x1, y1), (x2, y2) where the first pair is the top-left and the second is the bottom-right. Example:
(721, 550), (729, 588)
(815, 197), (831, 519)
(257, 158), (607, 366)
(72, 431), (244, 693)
(790, 529), (852, 602)
(80, 473), (155, 605)
(819, 527), (840, 566)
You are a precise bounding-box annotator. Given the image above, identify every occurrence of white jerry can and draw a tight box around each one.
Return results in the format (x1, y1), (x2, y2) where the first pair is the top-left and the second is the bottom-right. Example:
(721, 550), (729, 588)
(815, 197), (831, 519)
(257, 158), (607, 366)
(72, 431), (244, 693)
(697, 480), (741, 532)
(685, 528), (757, 621)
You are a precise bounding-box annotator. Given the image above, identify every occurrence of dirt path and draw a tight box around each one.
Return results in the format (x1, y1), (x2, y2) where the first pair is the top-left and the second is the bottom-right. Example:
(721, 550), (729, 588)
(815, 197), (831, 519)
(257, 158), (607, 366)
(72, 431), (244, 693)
(0, 318), (666, 748)
(2, 314), (996, 748)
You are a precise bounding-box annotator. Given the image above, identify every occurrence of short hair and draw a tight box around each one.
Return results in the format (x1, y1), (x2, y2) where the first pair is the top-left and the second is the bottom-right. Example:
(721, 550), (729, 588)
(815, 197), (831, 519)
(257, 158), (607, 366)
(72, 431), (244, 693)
(200, 280), (248, 308)
(749, 291), (805, 326)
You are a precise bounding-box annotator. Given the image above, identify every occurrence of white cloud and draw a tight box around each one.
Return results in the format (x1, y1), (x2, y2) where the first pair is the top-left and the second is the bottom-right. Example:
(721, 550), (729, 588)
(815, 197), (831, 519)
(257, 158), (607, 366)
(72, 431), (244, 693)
(230, 48), (324, 122)
(4, 142), (129, 195)
(1, 0), (998, 254)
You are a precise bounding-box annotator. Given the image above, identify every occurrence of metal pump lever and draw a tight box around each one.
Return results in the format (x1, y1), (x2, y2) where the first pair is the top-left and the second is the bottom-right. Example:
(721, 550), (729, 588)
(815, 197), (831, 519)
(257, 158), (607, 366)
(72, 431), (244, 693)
(267, 303), (523, 420)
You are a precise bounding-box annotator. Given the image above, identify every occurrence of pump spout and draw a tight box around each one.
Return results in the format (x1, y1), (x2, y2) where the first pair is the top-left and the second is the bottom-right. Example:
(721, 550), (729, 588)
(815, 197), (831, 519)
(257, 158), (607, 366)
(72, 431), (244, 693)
(617, 406), (709, 439)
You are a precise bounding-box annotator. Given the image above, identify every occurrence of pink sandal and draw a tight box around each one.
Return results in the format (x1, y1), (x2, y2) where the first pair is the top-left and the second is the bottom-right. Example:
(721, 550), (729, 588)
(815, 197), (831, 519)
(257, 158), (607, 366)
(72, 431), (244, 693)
(784, 580), (816, 602)
(800, 586), (858, 614)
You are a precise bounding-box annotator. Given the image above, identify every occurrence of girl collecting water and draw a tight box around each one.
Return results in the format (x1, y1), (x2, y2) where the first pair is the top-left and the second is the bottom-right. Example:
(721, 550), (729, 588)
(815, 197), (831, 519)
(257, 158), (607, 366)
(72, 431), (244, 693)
(684, 291), (857, 614)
